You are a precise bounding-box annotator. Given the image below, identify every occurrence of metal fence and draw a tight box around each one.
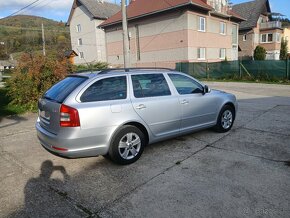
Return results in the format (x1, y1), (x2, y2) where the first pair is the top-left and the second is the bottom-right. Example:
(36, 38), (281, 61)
(176, 60), (290, 80)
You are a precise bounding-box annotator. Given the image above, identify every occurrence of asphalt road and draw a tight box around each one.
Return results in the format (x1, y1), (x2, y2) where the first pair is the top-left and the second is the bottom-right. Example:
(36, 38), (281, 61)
(0, 82), (290, 218)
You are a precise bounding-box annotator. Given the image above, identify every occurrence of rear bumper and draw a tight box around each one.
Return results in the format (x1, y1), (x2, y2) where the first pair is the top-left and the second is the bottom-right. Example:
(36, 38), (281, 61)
(36, 121), (109, 158)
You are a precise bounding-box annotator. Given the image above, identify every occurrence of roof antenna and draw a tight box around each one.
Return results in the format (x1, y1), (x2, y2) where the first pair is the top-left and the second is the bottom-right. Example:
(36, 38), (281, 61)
(76, 48), (93, 74)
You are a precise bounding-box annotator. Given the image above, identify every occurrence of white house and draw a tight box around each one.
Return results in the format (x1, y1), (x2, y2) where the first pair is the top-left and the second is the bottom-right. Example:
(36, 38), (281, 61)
(67, 0), (120, 65)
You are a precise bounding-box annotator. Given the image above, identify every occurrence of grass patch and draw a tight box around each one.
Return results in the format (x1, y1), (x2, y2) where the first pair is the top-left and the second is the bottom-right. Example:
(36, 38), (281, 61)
(0, 88), (27, 117)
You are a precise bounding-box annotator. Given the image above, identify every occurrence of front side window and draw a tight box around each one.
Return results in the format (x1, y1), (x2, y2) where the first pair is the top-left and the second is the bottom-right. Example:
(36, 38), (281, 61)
(198, 17), (206, 32)
(132, 74), (171, 98)
(80, 76), (127, 102)
(168, 74), (203, 95)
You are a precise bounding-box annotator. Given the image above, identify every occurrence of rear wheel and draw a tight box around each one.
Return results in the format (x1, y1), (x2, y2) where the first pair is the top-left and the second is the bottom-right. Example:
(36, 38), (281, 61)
(214, 105), (235, 133)
(109, 125), (145, 165)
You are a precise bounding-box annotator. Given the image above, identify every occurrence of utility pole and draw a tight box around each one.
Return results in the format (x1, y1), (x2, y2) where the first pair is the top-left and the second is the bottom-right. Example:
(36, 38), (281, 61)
(42, 23), (46, 56)
(121, 0), (130, 68)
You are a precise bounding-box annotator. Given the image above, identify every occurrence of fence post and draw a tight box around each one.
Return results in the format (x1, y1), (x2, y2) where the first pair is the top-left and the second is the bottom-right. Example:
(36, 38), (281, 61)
(239, 60), (242, 79)
(286, 58), (289, 80)
(206, 61), (209, 79)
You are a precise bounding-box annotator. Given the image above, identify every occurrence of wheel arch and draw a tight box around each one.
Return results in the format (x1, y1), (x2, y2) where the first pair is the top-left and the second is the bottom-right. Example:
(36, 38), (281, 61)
(123, 121), (150, 145)
(223, 102), (236, 118)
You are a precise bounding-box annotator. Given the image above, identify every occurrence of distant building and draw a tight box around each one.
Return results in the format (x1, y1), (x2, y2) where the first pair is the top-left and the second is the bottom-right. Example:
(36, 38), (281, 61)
(0, 60), (16, 71)
(99, 0), (244, 68)
(67, 0), (120, 65)
(64, 50), (78, 64)
(233, 0), (283, 60)
(283, 27), (290, 56)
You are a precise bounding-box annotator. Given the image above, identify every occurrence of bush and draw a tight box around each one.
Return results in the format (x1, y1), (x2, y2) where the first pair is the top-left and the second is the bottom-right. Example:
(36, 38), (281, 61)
(6, 53), (70, 110)
(254, 46), (266, 60)
(75, 62), (109, 72)
(280, 37), (288, 60)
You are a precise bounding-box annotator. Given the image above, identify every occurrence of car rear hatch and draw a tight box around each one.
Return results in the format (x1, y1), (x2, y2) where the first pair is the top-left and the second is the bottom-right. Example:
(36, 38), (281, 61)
(38, 75), (88, 134)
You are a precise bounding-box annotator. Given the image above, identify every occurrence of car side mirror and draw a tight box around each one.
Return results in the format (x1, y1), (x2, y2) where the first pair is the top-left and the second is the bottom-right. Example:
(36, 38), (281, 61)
(203, 85), (210, 94)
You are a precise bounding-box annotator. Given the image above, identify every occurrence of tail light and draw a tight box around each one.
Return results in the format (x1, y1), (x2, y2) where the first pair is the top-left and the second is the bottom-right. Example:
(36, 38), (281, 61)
(60, 104), (80, 127)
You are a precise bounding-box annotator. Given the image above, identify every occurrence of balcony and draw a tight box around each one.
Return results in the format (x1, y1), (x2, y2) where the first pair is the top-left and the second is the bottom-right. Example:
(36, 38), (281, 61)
(207, 0), (228, 14)
(260, 21), (282, 30)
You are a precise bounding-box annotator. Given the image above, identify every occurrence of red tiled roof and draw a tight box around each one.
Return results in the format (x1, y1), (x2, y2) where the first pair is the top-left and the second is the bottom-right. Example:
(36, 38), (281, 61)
(228, 10), (246, 21)
(100, 0), (212, 27)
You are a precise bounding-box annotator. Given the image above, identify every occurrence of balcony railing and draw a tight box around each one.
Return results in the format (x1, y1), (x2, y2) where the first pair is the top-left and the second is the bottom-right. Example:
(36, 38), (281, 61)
(207, 0), (228, 14)
(260, 21), (282, 29)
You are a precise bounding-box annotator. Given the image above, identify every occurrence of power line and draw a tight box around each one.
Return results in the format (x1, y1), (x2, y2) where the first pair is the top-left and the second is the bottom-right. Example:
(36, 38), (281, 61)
(18, 0), (49, 15)
(5, 0), (42, 18)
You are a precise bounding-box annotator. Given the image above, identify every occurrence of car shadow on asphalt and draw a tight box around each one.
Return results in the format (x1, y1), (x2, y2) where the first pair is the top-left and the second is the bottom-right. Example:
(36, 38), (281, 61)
(0, 115), (27, 129)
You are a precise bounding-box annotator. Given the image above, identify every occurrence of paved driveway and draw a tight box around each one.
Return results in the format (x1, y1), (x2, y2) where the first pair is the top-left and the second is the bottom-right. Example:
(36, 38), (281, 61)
(0, 82), (289, 218)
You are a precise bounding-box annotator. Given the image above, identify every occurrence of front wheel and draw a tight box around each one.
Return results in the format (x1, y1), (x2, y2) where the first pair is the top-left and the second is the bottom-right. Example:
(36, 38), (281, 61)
(213, 105), (235, 133)
(109, 125), (146, 165)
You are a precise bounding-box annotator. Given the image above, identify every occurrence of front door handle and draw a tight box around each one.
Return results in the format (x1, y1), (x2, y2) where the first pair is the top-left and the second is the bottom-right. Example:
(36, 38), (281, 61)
(181, 99), (189, 105)
(136, 104), (146, 109)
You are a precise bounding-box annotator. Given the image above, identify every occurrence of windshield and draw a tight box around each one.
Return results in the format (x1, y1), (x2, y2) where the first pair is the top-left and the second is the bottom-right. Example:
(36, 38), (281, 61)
(43, 76), (87, 103)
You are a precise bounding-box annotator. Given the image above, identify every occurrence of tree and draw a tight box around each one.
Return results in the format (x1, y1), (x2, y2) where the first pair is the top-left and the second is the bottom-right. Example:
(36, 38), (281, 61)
(280, 37), (289, 60)
(254, 46), (266, 60)
(6, 53), (70, 109)
(0, 44), (9, 60)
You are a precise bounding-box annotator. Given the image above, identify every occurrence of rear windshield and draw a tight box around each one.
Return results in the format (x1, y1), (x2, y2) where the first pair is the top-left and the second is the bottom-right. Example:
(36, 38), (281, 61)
(44, 76), (87, 103)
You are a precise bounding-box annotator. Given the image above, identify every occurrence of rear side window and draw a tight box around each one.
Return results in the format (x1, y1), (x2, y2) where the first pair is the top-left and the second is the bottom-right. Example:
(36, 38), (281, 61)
(168, 74), (203, 95)
(132, 74), (171, 98)
(80, 76), (127, 102)
(44, 76), (87, 103)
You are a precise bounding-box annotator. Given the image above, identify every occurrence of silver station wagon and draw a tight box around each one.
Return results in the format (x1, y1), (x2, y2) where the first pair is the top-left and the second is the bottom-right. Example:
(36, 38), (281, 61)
(36, 68), (237, 164)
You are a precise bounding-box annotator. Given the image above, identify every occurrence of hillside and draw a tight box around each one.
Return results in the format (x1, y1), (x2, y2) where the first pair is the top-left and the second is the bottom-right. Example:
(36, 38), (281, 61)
(0, 15), (71, 60)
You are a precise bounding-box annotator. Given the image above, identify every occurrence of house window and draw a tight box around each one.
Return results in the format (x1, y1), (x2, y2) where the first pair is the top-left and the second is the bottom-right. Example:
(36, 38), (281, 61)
(79, 52), (84, 59)
(243, 34), (247, 41)
(135, 25), (141, 61)
(276, 33), (281, 42)
(220, 22), (226, 35)
(76, 24), (81, 33)
(198, 17), (206, 32)
(197, 48), (206, 60)
(261, 34), (267, 42)
(78, 38), (82, 46)
(232, 24), (238, 45)
(268, 33), (273, 42)
(261, 33), (274, 43)
(219, 48), (226, 59)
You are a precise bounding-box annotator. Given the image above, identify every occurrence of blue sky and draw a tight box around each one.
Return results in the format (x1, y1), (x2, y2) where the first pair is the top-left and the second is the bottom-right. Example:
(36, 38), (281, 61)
(0, 0), (289, 22)
(231, 0), (290, 19)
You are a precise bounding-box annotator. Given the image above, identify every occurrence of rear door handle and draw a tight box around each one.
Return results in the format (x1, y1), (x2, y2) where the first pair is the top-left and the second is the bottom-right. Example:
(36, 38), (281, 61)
(181, 100), (189, 105)
(136, 104), (146, 109)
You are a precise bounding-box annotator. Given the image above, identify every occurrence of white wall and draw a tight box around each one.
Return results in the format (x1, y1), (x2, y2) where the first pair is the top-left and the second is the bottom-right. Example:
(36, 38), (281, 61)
(70, 6), (107, 64)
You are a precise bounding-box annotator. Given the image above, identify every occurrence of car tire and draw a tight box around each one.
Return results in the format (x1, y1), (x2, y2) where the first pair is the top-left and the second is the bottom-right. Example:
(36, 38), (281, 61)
(109, 125), (146, 165)
(213, 105), (235, 133)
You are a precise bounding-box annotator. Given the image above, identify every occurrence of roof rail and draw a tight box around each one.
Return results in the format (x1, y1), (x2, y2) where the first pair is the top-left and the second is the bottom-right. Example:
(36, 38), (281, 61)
(98, 67), (175, 75)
